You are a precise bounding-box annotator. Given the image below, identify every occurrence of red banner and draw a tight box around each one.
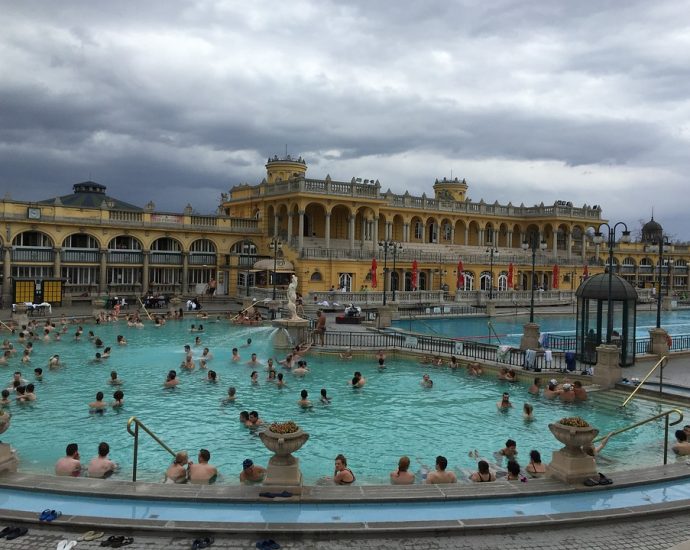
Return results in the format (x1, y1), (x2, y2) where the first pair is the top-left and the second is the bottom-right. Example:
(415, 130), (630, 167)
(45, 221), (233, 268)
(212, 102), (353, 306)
(411, 260), (419, 290)
(508, 263), (514, 289)
(552, 264), (559, 289)
(370, 258), (377, 288)
(456, 260), (464, 289)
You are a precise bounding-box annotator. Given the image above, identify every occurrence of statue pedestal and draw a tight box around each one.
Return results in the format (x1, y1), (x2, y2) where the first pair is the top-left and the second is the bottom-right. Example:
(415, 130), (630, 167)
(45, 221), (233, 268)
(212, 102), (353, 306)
(548, 451), (597, 484)
(593, 344), (622, 389)
(649, 327), (670, 355)
(259, 429), (309, 494)
(520, 322), (540, 350)
(662, 296), (675, 311)
(486, 301), (496, 317)
(547, 422), (599, 484)
(0, 443), (18, 474)
(272, 318), (309, 349)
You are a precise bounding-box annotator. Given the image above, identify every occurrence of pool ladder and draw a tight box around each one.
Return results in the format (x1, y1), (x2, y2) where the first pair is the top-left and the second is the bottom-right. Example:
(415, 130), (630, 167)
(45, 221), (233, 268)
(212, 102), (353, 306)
(620, 355), (669, 407)
(126, 416), (176, 482)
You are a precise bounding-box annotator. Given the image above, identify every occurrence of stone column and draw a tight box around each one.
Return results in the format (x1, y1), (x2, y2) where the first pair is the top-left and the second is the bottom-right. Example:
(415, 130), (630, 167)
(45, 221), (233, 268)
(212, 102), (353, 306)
(593, 344), (622, 389)
(567, 232), (573, 261)
(99, 249), (108, 294)
(507, 230), (513, 249)
(649, 327), (670, 355)
(520, 323), (541, 350)
(273, 214), (279, 238)
(324, 213), (331, 250)
(403, 223), (409, 242)
(552, 235), (557, 260)
(142, 251), (150, 295)
(53, 247), (62, 279)
(287, 213), (293, 244)
(372, 218), (378, 246)
(464, 227), (469, 244)
(298, 210), (305, 251)
(450, 226), (456, 244)
(479, 229), (485, 247)
(181, 252), (189, 294)
(349, 215), (355, 250)
(2, 247), (11, 305)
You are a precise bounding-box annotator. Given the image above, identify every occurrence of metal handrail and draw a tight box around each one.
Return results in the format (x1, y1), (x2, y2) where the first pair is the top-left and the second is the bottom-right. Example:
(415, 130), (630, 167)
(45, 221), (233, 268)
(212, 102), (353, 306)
(621, 355), (669, 407)
(594, 408), (683, 465)
(126, 416), (176, 482)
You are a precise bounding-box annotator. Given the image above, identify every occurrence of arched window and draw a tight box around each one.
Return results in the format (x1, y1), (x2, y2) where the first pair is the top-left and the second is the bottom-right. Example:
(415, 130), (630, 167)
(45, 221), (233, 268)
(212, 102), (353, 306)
(310, 271), (323, 282)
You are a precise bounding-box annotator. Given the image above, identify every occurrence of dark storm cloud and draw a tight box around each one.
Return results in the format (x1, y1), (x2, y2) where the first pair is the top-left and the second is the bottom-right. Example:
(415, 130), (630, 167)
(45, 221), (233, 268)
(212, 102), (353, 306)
(0, 0), (689, 235)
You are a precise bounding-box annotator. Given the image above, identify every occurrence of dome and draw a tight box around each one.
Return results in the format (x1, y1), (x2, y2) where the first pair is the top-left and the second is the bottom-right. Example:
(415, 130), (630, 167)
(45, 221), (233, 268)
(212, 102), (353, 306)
(575, 273), (638, 301)
(641, 217), (663, 244)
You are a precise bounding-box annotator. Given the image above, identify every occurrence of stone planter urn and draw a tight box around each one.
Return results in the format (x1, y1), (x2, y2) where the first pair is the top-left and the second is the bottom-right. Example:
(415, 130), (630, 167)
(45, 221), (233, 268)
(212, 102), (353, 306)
(259, 423), (309, 489)
(549, 422), (599, 458)
(547, 417), (599, 483)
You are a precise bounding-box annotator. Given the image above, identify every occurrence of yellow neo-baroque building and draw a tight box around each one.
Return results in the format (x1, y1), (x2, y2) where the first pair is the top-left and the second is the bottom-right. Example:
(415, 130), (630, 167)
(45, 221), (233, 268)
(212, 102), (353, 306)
(224, 155), (689, 299)
(1, 157), (688, 307)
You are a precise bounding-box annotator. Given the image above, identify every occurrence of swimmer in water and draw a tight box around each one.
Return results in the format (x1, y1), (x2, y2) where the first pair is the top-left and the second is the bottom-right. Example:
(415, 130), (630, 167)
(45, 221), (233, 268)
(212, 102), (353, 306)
(246, 353), (262, 368)
(275, 372), (286, 388)
(222, 387), (236, 404)
(420, 374), (433, 388)
(89, 391), (107, 413)
(112, 390), (124, 408)
(350, 371), (366, 388)
(109, 371), (123, 385)
(320, 388), (331, 404)
(250, 371), (259, 385)
(231, 348), (240, 362)
(297, 389), (312, 408)
(207, 370), (218, 383)
(164, 370), (179, 388)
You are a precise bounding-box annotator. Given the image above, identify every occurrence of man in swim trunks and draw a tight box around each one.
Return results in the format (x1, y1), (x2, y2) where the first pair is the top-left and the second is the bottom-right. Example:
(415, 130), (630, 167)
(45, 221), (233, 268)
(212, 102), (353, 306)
(239, 458), (266, 483)
(89, 391), (107, 412)
(246, 353), (261, 368)
(426, 455), (457, 484)
(497, 392), (513, 409)
(55, 443), (81, 477)
(188, 449), (218, 484)
(313, 310), (326, 345)
(87, 441), (118, 478)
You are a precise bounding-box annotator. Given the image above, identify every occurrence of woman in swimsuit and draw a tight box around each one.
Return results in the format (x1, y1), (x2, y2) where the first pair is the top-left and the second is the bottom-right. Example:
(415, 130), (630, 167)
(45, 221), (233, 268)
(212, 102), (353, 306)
(470, 460), (496, 482)
(333, 454), (355, 485)
(526, 449), (547, 478)
(165, 451), (190, 484)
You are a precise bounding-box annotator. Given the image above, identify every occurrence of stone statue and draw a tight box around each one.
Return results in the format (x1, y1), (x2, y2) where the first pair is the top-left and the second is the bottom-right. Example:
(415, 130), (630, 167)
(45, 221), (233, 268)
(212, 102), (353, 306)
(286, 275), (301, 320)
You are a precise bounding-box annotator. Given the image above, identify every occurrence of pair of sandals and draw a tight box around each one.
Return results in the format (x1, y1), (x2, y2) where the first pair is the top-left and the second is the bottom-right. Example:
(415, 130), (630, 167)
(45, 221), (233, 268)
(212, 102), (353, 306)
(0, 526), (28, 540)
(191, 536), (214, 549)
(584, 472), (613, 486)
(57, 540), (77, 550)
(39, 509), (62, 522)
(100, 535), (134, 547)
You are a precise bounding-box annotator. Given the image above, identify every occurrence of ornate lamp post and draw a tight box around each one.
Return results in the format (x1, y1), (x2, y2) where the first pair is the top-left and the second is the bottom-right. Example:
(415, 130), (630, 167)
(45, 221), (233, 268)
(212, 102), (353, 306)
(378, 240), (402, 305)
(485, 243), (498, 300)
(649, 234), (670, 329)
(521, 235), (547, 323)
(593, 222), (631, 343)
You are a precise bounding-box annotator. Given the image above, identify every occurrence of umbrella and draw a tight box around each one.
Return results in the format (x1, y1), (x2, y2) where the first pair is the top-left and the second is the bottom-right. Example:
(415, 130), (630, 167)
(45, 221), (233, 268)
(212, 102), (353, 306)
(583, 264), (589, 279)
(370, 258), (378, 288)
(552, 264), (559, 289)
(507, 263), (514, 289)
(411, 259), (419, 290)
(456, 259), (464, 290)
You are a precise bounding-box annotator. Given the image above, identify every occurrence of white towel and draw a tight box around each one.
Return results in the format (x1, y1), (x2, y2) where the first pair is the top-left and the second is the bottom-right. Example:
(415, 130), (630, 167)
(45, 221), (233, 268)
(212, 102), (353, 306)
(544, 350), (553, 365)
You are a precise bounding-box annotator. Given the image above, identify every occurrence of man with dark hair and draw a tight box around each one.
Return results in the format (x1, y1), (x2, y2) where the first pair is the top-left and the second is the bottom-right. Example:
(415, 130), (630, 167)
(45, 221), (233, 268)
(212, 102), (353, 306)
(87, 442), (118, 478)
(55, 443), (81, 477)
(188, 448), (218, 484)
(426, 455), (457, 484)
(672, 430), (690, 456)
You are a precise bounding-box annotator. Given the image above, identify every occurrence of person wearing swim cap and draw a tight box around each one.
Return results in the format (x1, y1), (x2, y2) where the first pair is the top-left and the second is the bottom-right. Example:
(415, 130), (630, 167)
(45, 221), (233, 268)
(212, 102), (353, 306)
(239, 458), (266, 483)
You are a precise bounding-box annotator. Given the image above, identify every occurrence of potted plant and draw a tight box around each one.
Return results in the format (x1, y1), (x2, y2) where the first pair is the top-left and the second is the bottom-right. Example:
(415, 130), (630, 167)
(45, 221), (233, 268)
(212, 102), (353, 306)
(259, 421), (309, 466)
(548, 416), (599, 457)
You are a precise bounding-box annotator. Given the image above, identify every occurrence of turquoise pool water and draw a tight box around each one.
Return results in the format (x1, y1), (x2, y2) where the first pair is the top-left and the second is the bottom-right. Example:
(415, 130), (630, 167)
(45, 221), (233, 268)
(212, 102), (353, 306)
(394, 308), (690, 346)
(1, 319), (684, 484)
(2, 478), (690, 522)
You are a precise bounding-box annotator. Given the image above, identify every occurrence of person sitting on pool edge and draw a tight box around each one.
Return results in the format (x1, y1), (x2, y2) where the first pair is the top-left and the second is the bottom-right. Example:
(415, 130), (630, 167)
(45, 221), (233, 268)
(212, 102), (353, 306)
(333, 454), (355, 485)
(672, 430), (690, 456)
(426, 455), (457, 484)
(526, 450), (547, 478)
(87, 441), (119, 479)
(390, 456), (415, 485)
(55, 442), (82, 477)
(470, 460), (496, 482)
(188, 448), (218, 484)
(239, 458), (266, 484)
(165, 451), (190, 484)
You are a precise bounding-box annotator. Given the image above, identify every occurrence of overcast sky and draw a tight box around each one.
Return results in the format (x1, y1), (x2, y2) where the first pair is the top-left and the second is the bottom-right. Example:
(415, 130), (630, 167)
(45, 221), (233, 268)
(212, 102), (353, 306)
(2, 1), (689, 239)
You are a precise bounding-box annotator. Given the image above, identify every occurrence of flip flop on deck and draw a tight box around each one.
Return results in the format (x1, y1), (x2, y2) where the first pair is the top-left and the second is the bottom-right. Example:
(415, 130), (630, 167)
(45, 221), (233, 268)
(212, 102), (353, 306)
(81, 530), (105, 541)
(192, 536), (214, 549)
(598, 472), (613, 485)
